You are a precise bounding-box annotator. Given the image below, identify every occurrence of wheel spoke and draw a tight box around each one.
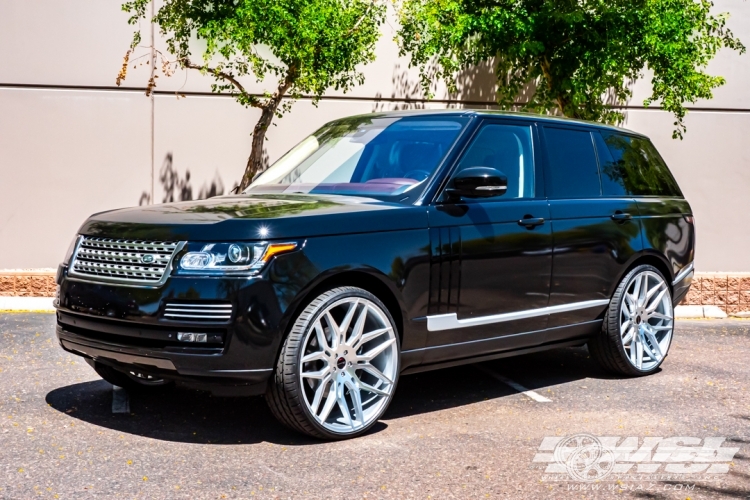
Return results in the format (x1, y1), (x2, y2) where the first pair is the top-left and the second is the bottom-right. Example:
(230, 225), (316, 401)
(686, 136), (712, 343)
(631, 275), (643, 305)
(360, 362), (393, 385)
(635, 332), (644, 369)
(325, 312), (341, 349)
(338, 300), (359, 343)
(649, 323), (672, 331)
(645, 281), (664, 302)
(314, 321), (330, 351)
(302, 351), (327, 364)
(642, 326), (663, 360)
(336, 381), (354, 430)
(310, 374), (331, 414)
(317, 381), (338, 422)
(357, 327), (392, 349)
(646, 288), (668, 314)
(623, 293), (636, 314)
(639, 275), (649, 306)
(358, 338), (395, 362)
(347, 379), (365, 426)
(301, 367), (329, 380)
(346, 304), (369, 348)
(621, 327), (634, 345)
(620, 319), (632, 336)
(357, 380), (389, 397)
(650, 312), (672, 322)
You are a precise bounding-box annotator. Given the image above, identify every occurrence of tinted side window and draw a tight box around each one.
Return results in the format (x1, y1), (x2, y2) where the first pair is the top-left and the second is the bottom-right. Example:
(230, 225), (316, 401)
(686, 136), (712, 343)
(544, 127), (601, 199)
(454, 123), (535, 199)
(596, 132), (683, 197)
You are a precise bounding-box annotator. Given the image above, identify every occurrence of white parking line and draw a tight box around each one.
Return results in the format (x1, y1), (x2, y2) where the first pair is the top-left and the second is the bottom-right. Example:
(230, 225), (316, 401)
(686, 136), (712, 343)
(474, 365), (552, 403)
(111, 385), (130, 414)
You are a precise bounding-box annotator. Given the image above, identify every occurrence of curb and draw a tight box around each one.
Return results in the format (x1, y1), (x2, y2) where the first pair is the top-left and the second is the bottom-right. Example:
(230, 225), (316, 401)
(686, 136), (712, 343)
(0, 296), (56, 312)
(675, 305), (730, 319)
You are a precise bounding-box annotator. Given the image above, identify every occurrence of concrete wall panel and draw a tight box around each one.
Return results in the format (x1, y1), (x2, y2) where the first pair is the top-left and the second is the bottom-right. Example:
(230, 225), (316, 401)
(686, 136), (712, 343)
(0, 0), (149, 87)
(0, 88), (151, 268)
(624, 109), (750, 272)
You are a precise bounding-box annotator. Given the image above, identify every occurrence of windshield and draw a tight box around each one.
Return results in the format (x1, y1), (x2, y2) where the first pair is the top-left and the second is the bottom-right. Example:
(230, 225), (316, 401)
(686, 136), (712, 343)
(246, 115), (469, 198)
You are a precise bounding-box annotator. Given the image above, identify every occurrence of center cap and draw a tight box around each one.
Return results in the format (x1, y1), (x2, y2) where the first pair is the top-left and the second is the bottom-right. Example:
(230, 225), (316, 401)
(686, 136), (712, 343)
(336, 357), (347, 370)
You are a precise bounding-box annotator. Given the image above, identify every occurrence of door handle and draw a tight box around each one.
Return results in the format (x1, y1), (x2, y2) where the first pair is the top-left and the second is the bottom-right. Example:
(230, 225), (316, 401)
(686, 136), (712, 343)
(611, 212), (632, 222)
(518, 216), (545, 229)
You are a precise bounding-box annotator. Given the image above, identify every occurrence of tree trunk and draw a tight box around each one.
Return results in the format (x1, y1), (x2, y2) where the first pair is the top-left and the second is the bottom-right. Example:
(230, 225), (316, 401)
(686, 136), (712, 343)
(239, 106), (275, 192)
(237, 72), (295, 193)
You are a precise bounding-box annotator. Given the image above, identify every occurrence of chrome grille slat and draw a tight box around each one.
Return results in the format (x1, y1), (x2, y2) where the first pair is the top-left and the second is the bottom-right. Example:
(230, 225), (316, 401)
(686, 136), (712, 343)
(163, 301), (233, 321)
(69, 236), (183, 286)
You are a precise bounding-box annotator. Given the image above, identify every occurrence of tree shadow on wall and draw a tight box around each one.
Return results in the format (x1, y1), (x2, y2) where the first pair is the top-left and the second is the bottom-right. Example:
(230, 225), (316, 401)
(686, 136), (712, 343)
(372, 60), (538, 112)
(139, 153), (239, 206)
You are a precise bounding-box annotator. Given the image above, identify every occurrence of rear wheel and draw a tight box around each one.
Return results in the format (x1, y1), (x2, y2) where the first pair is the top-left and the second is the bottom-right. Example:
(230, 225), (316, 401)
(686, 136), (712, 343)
(589, 265), (674, 376)
(93, 362), (174, 392)
(266, 287), (400, 439)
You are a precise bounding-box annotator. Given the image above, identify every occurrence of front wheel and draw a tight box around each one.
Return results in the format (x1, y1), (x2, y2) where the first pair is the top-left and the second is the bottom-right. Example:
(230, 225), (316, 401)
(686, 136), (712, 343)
(266, 287), (400, 439)
(589, 265), (674, 376)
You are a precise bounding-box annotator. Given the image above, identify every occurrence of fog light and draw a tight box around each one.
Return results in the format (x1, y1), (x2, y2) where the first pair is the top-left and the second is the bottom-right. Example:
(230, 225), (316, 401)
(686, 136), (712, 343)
(177, 332), (208, 343)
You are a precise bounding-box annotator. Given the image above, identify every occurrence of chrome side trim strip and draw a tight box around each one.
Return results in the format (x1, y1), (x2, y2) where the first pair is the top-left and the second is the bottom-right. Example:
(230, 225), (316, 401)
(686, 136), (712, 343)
(672, 262), (694, 286)
(426, 299), (610, 332)
(404, 319), (603, 353)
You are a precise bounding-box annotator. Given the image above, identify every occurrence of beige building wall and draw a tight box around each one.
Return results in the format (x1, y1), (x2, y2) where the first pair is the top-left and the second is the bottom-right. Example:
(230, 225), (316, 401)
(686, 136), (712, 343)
(0, 0), (748, 272)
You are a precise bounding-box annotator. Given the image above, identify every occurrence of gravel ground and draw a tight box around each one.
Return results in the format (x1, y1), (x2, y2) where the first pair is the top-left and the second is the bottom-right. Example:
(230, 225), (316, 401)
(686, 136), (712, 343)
(0, 313), (748, 499)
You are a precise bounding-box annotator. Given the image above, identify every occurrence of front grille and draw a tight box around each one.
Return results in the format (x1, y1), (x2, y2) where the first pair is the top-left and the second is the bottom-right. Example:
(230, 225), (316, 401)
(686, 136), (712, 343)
(69, 236), (183, 286)
(163, 301), (233, 321)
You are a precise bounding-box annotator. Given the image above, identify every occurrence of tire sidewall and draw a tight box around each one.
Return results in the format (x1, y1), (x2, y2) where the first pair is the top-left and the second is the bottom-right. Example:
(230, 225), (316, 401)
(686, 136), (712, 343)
(287, 287), (401, 439)
(612, 264), (673, 375)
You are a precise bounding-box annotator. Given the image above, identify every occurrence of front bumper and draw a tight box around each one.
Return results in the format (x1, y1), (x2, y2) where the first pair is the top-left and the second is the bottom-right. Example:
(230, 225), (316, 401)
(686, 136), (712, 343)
(55, 265), (294, 395)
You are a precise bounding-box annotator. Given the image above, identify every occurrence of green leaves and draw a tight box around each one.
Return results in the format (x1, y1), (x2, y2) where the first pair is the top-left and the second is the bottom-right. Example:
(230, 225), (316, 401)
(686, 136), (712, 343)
(121, 0), (385, 188)
(397, 0), (745, 137)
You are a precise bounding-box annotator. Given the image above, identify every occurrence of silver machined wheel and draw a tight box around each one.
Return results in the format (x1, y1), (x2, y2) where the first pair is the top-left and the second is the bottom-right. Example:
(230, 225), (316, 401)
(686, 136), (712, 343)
(298, 296), (398, 435)
(619, 270), (674, 371)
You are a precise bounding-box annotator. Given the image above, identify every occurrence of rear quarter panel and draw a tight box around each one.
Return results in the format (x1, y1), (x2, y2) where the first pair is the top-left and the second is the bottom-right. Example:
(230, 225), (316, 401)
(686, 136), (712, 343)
(635, 198), (695, 279)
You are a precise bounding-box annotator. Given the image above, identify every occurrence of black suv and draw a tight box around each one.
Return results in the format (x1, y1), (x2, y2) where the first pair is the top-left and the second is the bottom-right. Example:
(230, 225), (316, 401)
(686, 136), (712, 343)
(55, 110), (695, 439)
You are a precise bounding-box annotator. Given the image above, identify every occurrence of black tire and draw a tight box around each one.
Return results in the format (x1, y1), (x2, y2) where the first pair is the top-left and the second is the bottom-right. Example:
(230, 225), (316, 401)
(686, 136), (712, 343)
(93, 362), (174, 392)
(266, 286), (401, 440)
(588, 264), (674, 377)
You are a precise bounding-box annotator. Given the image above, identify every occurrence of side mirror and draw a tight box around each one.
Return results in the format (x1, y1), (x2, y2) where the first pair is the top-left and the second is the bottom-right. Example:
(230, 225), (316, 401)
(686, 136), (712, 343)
(446, 167), (508, 199)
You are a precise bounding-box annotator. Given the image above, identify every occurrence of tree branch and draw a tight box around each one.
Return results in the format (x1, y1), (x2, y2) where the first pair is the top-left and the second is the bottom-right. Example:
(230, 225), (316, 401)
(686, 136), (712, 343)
(183, 58), (264, 108)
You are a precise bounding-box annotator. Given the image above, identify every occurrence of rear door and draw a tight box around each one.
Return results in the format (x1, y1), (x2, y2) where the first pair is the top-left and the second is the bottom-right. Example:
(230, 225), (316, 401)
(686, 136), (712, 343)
(542, 125), (642, 329)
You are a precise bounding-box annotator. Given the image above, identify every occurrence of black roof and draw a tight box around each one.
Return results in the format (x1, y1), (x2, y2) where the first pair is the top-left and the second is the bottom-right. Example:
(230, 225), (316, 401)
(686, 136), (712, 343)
(350, 108), (645, 137)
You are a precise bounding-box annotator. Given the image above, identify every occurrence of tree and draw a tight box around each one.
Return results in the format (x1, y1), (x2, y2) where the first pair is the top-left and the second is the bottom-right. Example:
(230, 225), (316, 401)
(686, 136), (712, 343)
(118, 0), (385, 190)
(397, 0), (744, 138)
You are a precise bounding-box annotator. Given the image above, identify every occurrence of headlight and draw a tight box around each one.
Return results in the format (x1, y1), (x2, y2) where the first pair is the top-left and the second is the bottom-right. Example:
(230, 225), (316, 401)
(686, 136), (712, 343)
(62, 235), (81, 265)
(174, 241), (298, 276)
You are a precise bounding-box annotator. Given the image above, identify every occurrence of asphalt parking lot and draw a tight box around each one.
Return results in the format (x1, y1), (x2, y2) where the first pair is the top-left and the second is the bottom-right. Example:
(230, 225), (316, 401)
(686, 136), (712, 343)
(1, 313), (748, 499)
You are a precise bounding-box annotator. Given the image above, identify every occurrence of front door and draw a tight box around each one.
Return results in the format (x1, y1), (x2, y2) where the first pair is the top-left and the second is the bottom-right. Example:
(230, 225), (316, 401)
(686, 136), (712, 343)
(425, 120), (553, 362)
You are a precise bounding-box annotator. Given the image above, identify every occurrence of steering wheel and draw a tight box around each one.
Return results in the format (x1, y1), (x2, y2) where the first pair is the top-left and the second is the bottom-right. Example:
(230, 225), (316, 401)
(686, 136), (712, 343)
(403, 170), (431, 181)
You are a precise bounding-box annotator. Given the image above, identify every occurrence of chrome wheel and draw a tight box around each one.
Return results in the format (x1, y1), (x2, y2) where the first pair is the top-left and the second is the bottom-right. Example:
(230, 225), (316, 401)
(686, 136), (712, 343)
(298, 296), (398, 435)
(619, 270), (673, 371)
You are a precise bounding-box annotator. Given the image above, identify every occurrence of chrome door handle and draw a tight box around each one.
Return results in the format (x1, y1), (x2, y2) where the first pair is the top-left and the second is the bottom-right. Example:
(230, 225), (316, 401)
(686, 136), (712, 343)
(611, 212), (632, 222)
(518, 217), (545, 229)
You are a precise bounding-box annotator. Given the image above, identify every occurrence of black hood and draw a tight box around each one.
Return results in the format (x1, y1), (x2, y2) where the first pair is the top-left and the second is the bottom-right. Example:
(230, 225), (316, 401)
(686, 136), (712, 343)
(79, 194), (427, 241)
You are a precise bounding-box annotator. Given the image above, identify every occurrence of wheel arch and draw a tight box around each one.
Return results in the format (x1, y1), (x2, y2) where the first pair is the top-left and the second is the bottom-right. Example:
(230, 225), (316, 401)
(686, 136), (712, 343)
(612, 252), (674, 298)
(276, 269), (406, 352)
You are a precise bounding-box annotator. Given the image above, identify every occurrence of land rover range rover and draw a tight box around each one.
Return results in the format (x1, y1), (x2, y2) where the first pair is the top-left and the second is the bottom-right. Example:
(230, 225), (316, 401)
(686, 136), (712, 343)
(55, 110), (695, 439)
